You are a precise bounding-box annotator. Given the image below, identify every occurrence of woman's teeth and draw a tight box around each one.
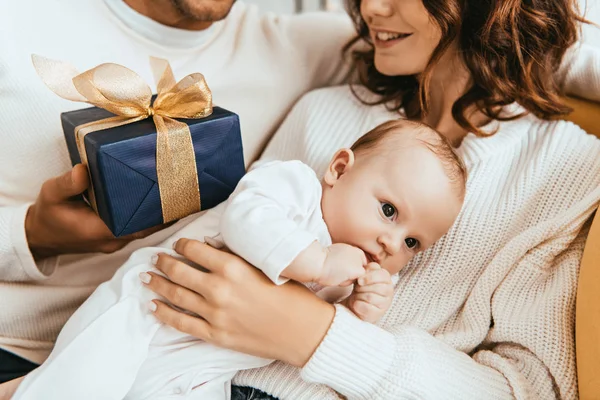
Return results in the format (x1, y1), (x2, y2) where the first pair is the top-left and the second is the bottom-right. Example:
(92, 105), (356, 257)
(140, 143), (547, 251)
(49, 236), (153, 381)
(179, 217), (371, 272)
(376, 32), (406, 41)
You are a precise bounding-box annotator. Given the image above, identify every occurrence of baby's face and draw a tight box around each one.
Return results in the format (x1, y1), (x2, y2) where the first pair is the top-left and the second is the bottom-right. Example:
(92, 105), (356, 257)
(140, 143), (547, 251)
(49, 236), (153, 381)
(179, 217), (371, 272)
(321, 141), (463, 275)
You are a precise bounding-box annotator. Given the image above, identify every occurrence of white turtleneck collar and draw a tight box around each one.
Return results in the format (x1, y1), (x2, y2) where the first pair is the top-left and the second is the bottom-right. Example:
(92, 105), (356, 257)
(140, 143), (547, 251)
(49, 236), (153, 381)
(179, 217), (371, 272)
(103, 0), (226, 49)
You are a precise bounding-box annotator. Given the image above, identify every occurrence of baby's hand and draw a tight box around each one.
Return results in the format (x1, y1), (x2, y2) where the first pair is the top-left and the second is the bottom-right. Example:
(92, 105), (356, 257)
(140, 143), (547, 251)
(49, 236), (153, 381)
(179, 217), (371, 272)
(345, 263), (394, 323)
(317, 243), (367, 287)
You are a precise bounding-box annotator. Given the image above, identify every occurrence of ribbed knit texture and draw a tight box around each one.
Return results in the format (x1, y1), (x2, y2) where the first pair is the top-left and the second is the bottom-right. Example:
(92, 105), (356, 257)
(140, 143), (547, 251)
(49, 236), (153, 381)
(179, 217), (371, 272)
(0, 0), (352, 363)
(233, 51), (600, 399)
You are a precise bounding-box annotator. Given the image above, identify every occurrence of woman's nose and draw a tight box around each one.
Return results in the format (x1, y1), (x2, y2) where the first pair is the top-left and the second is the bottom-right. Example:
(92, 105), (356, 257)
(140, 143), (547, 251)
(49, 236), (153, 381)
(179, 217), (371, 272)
(361, 0), (394, 19)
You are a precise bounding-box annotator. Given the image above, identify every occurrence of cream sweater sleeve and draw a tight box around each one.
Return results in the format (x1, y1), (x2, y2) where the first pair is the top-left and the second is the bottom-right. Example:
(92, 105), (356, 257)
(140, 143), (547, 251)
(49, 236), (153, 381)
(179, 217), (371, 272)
(299, 120), (600, 400)
(0, 204), (58, 281)
(235, 156), (600, 400)
(300, 182), (600, 400)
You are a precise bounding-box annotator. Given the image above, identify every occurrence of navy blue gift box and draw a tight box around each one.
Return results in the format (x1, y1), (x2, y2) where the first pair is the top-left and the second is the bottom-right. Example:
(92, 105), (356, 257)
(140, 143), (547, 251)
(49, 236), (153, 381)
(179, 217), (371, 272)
(61, 105), (245, 237)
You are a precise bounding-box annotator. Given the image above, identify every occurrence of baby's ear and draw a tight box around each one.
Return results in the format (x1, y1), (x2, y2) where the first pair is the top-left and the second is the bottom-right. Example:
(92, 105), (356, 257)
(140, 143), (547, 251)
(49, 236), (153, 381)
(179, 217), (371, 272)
(323, 148), (355, 186)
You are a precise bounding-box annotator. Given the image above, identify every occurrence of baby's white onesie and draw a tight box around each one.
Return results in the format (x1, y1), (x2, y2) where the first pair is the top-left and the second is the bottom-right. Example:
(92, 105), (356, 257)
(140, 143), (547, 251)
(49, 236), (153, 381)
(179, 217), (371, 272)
(14, 161), (335, 400)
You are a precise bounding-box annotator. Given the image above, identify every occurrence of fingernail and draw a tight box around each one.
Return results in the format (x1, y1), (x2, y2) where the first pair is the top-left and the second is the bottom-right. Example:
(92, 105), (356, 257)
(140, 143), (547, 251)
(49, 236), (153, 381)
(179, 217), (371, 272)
(172, 240), (178, 250)
(358, 278), (365, 286)
(148, 301), (157, 312)
(150, 254), (158, 265)
(139, 272), (152, 284)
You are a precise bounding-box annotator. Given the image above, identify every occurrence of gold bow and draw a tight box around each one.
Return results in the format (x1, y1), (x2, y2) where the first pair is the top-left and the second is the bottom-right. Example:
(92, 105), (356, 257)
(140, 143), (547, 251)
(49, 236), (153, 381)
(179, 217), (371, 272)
(32, 55), (213, 223)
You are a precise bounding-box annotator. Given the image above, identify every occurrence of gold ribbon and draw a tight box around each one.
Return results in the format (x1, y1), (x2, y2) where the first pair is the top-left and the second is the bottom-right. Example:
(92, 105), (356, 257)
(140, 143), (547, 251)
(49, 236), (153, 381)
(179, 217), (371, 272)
(32, 55), (213, 223)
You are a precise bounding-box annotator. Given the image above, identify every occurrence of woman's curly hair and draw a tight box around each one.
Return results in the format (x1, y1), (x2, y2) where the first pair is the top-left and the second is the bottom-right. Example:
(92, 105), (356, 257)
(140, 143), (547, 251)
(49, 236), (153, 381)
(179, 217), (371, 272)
(344, 0), (587, 136)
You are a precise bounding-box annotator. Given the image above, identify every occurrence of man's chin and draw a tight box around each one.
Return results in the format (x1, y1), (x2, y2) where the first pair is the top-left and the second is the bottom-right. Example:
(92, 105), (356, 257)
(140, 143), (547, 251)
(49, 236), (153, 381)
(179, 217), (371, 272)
(172, 0), (237, 22)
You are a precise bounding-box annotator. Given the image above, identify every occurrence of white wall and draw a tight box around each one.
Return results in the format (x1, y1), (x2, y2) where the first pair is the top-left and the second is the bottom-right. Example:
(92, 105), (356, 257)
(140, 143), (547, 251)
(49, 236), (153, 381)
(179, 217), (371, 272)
(581, 0), (600, 45)
(244, 0), (294, 14)
(244, 0), (343, 13)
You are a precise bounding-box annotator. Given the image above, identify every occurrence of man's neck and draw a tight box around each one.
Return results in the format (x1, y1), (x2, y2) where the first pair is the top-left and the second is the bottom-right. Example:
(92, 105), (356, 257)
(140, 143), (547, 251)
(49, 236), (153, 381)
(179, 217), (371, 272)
(124, 0), (212, 30)
(420, 49), (490, 146)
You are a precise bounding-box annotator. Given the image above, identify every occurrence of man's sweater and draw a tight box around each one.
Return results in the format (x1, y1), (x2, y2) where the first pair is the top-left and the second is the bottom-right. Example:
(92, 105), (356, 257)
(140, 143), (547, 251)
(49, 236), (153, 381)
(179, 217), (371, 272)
(0, 0), (353, 363)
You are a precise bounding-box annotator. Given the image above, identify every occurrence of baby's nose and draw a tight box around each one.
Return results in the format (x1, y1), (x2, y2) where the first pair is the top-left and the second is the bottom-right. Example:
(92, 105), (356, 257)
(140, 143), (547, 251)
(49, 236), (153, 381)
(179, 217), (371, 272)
(379, 234), (401, 255)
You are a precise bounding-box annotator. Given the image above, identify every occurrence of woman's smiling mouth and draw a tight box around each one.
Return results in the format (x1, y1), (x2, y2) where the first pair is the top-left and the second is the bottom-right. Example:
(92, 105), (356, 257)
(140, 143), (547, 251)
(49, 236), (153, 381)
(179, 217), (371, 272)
(371, 29), (413, 48)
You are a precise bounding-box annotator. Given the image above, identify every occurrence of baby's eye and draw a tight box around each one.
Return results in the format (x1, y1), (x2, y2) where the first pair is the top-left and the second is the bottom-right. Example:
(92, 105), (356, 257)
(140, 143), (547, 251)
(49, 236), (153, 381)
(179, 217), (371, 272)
(381, 202), (396, 219)
(405, 238), (418, 249)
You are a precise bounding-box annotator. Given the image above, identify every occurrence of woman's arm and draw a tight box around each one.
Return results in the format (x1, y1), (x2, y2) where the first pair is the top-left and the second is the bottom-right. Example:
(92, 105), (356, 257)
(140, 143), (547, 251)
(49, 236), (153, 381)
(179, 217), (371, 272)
(144, 239), (511, 399)
(146, 219), (593, 400)
(144, 240), (511, 399)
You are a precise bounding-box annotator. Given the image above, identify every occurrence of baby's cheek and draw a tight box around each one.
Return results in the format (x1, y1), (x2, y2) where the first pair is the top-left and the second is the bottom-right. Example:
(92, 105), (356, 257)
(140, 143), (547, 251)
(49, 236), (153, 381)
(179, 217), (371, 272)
(381, 255), (408, 275)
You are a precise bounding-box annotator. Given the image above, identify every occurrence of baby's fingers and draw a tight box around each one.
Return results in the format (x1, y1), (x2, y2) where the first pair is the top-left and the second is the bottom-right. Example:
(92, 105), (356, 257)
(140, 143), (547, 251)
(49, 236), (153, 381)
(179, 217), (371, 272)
(357, 268), (392, 287)
(350, 299), (382, 323)
(353, 292), (390, 309)
(354, 282), (394, 297)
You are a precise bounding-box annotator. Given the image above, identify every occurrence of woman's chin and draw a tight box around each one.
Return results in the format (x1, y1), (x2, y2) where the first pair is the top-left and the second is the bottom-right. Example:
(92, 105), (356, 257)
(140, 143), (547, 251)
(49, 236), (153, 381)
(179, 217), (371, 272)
(374, 58), (423, 78)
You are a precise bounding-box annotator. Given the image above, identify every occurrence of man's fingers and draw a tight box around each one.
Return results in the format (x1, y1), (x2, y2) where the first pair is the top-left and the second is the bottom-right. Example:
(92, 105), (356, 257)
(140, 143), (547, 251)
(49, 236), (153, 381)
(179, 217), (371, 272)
(41, 164), (89, 203)
(151, 300), (212, 339)
(70, 164), (90, 193)
(173, 238), (234, 274)
(123, 221), (176, 241)
(0, 376), (25, 400)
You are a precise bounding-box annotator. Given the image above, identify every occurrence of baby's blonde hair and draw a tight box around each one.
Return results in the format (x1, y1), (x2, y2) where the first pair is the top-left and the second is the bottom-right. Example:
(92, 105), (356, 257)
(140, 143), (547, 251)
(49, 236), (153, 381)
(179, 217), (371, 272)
(350, 119), (467, 199)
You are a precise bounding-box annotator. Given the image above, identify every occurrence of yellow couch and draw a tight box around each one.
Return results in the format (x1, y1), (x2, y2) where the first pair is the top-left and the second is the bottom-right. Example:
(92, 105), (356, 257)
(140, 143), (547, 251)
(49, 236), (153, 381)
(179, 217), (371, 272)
(564, 96), (600, 400)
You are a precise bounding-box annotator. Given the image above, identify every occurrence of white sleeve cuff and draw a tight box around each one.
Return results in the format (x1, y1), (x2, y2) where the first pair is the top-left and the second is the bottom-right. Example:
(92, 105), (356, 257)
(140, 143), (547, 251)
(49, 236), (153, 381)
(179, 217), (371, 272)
(10, 203), (58, 280)
(261, 228), (318, 285)
(301, 304), (396, 398)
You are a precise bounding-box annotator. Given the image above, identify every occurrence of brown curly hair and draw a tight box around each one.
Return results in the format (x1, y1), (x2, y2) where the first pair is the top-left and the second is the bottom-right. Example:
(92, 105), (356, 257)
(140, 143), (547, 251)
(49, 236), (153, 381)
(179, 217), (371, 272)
(344, 0), (587, 136)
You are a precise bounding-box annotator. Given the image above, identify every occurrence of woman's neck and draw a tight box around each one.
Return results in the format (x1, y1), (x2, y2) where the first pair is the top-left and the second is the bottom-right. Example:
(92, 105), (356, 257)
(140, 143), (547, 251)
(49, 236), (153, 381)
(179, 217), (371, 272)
(419, 50), (489, 146)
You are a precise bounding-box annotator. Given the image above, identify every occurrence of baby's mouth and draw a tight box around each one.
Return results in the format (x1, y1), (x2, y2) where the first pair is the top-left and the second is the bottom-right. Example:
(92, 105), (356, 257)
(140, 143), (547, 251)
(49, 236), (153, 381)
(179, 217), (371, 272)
(365, 252), (379, 264)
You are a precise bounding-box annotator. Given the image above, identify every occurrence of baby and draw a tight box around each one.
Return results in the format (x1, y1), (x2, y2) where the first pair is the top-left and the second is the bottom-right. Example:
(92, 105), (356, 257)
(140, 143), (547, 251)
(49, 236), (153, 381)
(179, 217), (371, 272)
(13, 119), (466, 400)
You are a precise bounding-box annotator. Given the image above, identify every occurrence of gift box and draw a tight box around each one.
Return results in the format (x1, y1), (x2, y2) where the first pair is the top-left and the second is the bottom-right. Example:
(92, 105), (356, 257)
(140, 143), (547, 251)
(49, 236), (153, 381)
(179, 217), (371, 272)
(61, 104), (245, 236)
(33, 55), (245, 237)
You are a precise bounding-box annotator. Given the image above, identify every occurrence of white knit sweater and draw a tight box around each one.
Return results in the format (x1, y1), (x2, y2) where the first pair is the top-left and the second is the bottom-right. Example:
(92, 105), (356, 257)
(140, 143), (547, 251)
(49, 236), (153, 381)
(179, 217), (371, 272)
(233, 52), (600, 399)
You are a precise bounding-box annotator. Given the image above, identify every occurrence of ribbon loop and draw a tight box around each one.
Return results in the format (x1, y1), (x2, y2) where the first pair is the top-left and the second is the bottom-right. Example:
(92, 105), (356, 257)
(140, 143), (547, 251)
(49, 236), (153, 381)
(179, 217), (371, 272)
(33, 55), (213, 224)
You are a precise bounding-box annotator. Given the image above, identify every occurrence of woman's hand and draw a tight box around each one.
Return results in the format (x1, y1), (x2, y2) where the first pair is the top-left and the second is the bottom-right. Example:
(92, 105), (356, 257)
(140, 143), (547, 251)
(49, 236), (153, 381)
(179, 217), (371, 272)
(143, 238), (336, 367)
(25, 164), (168, 260)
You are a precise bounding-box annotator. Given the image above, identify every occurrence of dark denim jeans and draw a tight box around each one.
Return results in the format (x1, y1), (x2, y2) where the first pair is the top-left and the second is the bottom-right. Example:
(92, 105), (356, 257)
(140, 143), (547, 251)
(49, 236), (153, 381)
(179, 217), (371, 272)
(0, 348), (38, 384)
(231, 386), (279, 400)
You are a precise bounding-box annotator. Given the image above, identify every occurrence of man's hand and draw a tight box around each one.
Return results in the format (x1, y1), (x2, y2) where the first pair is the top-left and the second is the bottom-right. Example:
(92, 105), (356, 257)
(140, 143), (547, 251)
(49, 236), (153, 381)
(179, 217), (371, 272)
(317, 243), (367, 287)
(0, 376), (24, 400)
(344, 262), (394, 323)
(25, 164), (167, 260)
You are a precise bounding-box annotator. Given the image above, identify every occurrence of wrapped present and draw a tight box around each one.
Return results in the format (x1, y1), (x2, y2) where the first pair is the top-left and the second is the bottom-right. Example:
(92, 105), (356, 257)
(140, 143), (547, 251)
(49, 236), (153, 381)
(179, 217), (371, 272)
(33, 55), (245, 236)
